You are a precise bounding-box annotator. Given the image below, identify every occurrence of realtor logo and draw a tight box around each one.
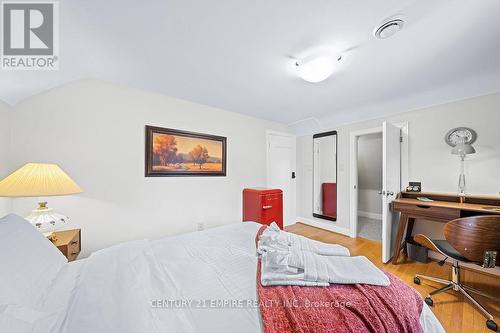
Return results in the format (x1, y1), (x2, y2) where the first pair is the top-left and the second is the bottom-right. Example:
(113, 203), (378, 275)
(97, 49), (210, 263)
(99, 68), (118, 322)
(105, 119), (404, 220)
(1, 1), (59, 70)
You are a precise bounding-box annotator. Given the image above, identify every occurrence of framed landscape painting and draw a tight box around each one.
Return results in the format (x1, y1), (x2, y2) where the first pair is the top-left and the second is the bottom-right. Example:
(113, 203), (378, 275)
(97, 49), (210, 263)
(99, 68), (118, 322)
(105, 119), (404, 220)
(145, 126), (227, 177)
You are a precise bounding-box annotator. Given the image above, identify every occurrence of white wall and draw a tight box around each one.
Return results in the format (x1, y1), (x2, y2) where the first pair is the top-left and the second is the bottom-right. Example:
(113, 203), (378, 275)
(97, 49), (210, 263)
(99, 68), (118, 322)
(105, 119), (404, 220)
(297, 92), (500, 237)
(8, 80), (289, 256)
(358, 190), (382, 218)
(0, 101), (12, 217)
(357, 133), (382, 217)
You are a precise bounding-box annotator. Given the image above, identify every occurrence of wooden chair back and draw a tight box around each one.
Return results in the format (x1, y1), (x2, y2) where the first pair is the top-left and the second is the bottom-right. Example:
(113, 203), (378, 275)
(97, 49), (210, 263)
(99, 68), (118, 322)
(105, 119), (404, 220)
(444, 215), (500, 262)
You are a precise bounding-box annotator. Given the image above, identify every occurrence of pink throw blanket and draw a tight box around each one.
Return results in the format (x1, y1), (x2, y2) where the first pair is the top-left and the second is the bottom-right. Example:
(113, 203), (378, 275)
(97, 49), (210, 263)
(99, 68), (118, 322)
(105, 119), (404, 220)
(256, 226), (423, 333)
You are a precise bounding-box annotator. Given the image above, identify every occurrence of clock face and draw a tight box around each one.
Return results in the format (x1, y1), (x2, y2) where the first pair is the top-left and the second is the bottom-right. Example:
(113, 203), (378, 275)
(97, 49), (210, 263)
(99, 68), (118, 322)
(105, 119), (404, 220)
(445, 127), (477, 147)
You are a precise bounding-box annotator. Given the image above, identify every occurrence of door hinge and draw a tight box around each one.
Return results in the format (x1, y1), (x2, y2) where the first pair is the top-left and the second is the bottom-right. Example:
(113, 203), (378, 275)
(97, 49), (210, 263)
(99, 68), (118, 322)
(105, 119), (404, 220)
(399, 136), (403, 143)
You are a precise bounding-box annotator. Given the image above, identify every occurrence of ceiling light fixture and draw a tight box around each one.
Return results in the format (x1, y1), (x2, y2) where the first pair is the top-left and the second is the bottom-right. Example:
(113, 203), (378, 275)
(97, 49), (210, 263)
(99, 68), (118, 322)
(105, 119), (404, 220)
(295, 54), (342, 83)
(374, 19), (404, 39)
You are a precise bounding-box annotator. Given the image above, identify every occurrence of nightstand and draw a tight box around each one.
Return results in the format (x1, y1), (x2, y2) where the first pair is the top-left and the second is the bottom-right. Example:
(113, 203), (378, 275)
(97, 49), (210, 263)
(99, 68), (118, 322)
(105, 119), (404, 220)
(50, 229), (81, 262)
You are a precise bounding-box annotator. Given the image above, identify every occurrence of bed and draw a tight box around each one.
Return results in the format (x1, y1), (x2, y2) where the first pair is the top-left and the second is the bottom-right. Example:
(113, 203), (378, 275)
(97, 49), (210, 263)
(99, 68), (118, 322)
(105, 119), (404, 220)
(0, 214), (445, 332)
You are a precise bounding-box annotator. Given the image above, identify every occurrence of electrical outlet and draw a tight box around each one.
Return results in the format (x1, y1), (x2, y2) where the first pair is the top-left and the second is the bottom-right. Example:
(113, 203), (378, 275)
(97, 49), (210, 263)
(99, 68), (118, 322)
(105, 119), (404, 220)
(197, 223), (205, 231)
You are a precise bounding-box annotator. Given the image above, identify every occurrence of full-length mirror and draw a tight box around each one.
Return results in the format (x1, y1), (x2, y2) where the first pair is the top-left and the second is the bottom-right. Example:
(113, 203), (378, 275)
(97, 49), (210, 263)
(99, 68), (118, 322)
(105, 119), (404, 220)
(313, 131), (337, 221)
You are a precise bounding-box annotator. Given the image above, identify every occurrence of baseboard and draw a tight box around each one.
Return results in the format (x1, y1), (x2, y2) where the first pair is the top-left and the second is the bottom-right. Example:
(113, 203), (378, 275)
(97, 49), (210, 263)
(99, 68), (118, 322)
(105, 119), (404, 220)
(297, 217), (351, 236)
(358, 210), (382, 220)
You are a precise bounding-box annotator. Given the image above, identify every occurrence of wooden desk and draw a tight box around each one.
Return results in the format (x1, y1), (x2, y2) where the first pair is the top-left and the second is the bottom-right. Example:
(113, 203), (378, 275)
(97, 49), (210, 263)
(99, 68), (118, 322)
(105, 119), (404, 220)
(391, 192), (500, 264)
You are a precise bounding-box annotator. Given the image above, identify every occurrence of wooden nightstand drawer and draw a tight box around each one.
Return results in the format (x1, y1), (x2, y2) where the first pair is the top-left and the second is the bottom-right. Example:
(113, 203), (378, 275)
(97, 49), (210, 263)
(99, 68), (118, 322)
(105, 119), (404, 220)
(50, 229), (81, 262)
(68, 238), (80, 254)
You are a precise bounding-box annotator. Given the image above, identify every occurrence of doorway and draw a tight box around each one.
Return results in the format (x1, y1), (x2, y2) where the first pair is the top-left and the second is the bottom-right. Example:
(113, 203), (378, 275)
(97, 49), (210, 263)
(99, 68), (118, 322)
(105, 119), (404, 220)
(266, 131), (296, 227)
(356, 132), (383, 241)
(350, 122), (408, 263)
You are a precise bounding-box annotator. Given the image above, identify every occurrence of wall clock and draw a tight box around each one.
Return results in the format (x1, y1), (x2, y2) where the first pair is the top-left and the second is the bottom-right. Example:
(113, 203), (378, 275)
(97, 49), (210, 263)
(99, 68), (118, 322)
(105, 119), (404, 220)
(444, 127), (477, 147)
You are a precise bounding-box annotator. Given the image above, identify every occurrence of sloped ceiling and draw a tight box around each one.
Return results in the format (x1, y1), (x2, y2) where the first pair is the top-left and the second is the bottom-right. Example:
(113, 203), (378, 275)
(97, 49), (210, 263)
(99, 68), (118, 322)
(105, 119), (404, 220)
(2, 0), (500, 133)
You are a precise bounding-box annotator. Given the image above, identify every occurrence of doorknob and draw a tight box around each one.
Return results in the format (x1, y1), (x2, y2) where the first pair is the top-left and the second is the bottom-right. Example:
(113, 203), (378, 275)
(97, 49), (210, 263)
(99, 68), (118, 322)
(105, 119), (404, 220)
(386, 191), (394, 196)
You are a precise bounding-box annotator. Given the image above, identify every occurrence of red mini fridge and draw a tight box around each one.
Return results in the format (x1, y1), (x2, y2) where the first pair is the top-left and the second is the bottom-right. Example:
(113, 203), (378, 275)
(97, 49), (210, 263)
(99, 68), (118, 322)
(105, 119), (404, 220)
(242, 188), (283, 229)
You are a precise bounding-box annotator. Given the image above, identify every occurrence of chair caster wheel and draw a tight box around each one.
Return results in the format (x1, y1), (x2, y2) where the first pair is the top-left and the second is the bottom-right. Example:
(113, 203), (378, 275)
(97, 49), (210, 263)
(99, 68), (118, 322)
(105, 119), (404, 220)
(424, 297), (433, 306)
(413, 277), (420, 285)
(486, 320), (498, 331)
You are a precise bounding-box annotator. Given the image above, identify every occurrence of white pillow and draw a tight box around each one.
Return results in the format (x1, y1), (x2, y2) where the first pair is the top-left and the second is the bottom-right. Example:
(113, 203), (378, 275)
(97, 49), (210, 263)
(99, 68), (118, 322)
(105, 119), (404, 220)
(0, 214), (67, 306)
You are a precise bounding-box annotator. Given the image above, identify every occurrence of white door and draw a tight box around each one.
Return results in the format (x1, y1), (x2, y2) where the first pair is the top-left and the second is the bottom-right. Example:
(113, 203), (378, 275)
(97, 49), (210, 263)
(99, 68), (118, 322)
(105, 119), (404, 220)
(381, 122), (401, 263)
(267, 132), (296, 227)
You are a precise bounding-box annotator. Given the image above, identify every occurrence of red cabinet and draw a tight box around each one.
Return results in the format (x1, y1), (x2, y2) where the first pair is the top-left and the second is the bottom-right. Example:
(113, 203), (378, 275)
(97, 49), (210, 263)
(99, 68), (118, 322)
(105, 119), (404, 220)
(242, 188), (283, 229)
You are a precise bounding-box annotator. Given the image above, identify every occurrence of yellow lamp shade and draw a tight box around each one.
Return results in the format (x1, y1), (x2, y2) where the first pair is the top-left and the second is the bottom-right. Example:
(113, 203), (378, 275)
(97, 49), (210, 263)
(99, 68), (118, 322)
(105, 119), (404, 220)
(0, 163), (83, 197)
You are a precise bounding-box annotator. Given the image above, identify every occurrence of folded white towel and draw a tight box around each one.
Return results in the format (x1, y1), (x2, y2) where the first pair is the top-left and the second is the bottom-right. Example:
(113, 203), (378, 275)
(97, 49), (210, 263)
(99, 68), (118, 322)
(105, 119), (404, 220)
(257, 230), (289, 255)
(262, 250), (299, 274)
(288, 233), (350, 256)
(261, 250), (389, 287)
(258, 225), (390, 287)
(258, 223), (350, 257)
(288, 251), (390, 286)
(261, 251), (330, 287)
(326, 256), (390, 286)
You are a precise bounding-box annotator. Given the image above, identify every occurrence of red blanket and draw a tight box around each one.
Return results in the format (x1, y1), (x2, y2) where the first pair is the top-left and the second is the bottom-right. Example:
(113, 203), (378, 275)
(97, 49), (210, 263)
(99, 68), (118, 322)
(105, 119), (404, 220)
(256, 226), (423, 333)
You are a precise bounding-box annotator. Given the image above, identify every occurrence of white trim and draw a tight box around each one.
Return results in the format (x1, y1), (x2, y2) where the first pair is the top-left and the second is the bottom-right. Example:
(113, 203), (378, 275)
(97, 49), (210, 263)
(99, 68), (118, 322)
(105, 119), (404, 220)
(358, 210), (382, 220)
(266, 130), (297, 226)
(298, 217), (351, 236)
(349, 126), (382, 238)
(396, 121), (409, 191)
(349, 134), (357, 238)
(313, 141), (320, 213)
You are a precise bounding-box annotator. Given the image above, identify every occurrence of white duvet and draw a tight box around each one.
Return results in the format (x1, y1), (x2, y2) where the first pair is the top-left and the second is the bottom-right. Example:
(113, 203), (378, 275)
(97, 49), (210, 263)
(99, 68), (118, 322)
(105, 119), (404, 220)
(34, 222), (444, 333)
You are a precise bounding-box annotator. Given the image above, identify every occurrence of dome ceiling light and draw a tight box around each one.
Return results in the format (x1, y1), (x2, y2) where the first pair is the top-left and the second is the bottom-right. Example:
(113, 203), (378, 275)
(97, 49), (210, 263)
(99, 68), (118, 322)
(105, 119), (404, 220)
(295, 54), (342, 83)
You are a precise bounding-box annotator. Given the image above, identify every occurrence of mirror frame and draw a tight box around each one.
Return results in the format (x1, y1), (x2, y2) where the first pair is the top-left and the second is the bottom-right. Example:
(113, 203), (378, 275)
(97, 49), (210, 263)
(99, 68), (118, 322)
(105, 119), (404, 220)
(312, 130), (338, 222)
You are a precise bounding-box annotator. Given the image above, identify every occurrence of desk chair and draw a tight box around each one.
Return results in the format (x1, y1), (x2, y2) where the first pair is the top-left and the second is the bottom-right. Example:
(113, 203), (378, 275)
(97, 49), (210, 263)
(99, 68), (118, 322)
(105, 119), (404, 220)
(412, 215), (500, 332)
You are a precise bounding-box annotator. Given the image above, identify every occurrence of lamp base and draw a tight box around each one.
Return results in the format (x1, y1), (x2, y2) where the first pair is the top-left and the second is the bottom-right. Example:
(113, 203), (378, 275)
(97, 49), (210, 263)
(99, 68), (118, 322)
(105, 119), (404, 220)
(26, 201), (69, 235)
(44, 231), (57, 242)
(458, 173), (466, 195)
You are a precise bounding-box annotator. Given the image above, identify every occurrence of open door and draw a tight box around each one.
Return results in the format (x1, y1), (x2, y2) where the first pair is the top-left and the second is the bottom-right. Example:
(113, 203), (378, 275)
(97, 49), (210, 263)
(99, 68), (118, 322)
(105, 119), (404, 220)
(381, 122), (401, 263)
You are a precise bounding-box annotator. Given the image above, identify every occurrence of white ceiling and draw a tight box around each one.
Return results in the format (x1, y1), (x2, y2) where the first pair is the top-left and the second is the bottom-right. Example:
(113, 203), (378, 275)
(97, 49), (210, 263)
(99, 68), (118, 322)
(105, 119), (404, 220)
(2, 0), (500, 131)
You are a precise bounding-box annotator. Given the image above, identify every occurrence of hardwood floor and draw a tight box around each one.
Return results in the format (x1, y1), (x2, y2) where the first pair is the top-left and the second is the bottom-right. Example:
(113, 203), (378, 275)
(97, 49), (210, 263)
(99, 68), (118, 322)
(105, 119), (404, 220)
(285, 222), (500, 333)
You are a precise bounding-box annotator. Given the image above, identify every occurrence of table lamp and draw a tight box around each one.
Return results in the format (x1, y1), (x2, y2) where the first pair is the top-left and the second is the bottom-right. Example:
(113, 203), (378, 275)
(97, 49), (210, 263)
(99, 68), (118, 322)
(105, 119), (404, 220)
(451, 138), (476, 195)
(0, 163), (82, 239)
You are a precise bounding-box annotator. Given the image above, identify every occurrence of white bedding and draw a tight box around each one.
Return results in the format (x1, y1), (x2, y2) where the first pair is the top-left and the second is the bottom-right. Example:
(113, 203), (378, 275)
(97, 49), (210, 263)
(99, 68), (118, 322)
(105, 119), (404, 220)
(5, 222), (445, 333)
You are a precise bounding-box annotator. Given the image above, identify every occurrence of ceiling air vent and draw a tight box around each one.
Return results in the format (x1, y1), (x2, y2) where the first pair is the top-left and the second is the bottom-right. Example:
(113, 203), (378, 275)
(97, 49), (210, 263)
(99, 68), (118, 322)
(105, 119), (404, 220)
(374, 19), (404, 39)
